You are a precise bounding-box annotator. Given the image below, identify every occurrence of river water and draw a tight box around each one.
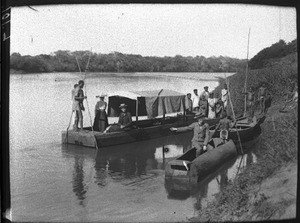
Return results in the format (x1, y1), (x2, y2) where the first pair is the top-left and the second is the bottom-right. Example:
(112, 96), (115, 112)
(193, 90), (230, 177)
(9, 72), (259, 221)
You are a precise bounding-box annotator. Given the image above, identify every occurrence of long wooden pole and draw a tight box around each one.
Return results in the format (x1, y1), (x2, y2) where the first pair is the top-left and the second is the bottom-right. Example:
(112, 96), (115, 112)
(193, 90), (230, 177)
(243, 28), (251, 117)
(226, 77), (244, 154)
(136, 97), (139, 126)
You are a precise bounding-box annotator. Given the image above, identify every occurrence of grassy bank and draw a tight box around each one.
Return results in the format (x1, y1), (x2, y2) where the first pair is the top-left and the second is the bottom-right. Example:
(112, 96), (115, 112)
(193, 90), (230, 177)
(191, 52), (298, 221)
(214, 52), (297, 117)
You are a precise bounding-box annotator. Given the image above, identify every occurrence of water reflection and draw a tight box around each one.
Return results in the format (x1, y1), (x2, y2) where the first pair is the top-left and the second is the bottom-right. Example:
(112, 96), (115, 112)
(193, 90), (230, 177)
(62, 131), (193, 204)
(164, 137), (260, 212)
(72, 156), (87, 206)
(63, 131), (260, 211)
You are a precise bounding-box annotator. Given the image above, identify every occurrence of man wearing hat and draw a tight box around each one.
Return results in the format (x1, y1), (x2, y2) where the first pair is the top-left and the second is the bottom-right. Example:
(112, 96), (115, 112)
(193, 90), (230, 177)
(192, 89), (200, 112)
(118, 103), (132, 129)
(185, 93), (193, 114)
(170, 113), (210, 157)
(200, 86), (210, 117)
(93, 93), (108, 132)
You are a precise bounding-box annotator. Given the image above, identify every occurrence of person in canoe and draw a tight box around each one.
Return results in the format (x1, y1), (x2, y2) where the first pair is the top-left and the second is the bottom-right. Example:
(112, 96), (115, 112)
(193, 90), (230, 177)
(93, 93), (108, 132)
(200, 86), (210, 117)
(215, 100), (224, 118)
(170, 113), (210, 157)
(192, 89), (200, 112)
(207, 92), (217, 119)
(72, 80), (87, 131)
(118, 103), (132, 129)
(214, 112), (237, 142)
(71, 83), (78, 100)
(104, 103), (133, 133)
(185, 93), (194, 114)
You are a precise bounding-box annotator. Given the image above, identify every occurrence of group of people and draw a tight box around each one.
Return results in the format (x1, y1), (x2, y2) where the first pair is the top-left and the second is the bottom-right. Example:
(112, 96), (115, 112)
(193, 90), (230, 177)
(171, 82), (273, 163)
(185, 84), (229, 119)
(242, 83), (272, 116)
(71, 80), (132, 132)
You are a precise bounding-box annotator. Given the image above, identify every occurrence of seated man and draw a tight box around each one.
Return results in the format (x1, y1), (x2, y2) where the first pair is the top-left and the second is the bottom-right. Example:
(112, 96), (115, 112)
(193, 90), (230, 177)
(215, 112), (236, 143)
(118, 103), (132, 128)
(215, 100), (224, 118)
(103, 103), (132, 133)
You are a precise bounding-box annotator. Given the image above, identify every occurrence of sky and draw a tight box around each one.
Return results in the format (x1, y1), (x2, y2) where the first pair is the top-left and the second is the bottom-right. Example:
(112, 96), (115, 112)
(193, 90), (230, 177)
(10, 4), (297, 59)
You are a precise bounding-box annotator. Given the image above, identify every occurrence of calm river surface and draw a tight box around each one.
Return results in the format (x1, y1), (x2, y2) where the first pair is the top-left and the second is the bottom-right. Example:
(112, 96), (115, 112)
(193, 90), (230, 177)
(9, 72), (259, 222)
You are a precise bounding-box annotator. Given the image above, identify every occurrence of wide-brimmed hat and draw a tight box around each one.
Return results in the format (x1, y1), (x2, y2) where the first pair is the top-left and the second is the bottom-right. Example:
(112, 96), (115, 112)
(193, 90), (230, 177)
(97, 93), (107, 98)
(119, 103), (127, 108)
(194, 113), (205, 119)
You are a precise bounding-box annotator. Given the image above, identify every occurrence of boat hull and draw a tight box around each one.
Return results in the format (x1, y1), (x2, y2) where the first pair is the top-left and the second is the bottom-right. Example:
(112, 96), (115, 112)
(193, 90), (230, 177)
(165, 139), (237, 184)
(62, 116), (220, 148)
(210, 115), (266, 143)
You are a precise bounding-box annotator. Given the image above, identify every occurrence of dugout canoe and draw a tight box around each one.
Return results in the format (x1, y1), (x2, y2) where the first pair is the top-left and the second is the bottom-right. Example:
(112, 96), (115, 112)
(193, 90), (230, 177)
(165, 138), (237, 184)
(209, 115), (266, 143)
(62, 115), (220, 148)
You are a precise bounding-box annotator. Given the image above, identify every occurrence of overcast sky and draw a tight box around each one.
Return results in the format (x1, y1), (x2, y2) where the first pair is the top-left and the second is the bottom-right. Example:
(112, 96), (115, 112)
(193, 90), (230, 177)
(10, 4), (296, 59)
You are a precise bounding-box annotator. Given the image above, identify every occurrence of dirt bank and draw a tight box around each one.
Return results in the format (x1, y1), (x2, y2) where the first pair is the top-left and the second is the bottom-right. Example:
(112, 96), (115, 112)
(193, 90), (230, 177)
(190, 101), (298, 222)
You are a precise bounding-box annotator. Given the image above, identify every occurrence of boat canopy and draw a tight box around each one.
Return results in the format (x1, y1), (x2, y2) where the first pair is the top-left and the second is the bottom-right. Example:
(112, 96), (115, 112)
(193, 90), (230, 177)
(107, 89), (186, 118)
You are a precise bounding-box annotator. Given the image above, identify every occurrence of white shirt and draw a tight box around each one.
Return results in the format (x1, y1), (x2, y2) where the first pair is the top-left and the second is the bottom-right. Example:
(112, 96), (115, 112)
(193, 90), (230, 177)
(221, 89), (228, 102)
(192, 94), (200, 108)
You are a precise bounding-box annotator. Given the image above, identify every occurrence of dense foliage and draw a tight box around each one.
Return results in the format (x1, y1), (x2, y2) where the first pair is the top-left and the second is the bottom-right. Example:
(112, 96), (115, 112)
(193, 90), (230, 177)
(10, 51), (246, 73)
(249, 39), (297, 69)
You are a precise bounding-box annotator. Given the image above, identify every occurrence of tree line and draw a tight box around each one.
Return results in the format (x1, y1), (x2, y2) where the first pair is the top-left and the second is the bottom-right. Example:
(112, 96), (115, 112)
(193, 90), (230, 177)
(10, 51), (247, 73)
(249, 39), (297, 69)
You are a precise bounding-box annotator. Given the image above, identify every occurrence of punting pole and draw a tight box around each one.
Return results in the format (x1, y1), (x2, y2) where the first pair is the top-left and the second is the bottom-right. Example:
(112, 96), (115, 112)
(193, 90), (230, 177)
(226, 77), (244, 155)
(82, 50), (99, 150)
(136, 97), (139, 127)
(243, 28), (251, 117)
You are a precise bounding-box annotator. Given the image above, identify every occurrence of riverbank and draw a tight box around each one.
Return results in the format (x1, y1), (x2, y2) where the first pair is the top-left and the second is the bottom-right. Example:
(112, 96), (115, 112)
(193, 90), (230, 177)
(189, 52), (298, 221)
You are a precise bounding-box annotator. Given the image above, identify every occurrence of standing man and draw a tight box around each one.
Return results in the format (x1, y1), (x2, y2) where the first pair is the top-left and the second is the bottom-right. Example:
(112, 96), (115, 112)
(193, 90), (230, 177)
(73, 80), (87, 131)
(242, 87), (255, 117)
(71, 83), (78, 100)
(192, 89), (200, 112)
(185, 93), (193, 114)
(221, 84), (228, 111)
(258, 83), (268, 114)
(200, 86), (210, 117)
(170, 113), (210, 157)
(207, 92), (217, 119)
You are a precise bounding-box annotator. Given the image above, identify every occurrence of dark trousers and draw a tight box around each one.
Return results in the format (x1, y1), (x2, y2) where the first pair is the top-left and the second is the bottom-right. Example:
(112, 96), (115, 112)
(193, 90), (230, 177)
(192, 140), (204, 157)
